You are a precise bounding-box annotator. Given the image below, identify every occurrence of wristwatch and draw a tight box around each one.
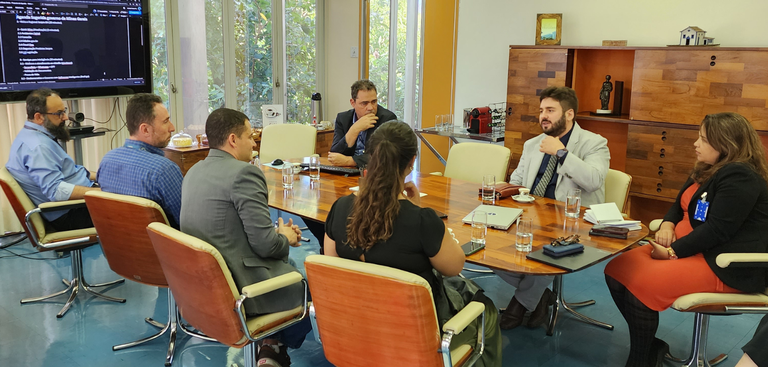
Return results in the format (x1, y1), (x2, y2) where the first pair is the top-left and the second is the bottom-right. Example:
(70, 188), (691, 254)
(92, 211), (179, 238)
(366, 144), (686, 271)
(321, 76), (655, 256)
(556, 148), (568, 160)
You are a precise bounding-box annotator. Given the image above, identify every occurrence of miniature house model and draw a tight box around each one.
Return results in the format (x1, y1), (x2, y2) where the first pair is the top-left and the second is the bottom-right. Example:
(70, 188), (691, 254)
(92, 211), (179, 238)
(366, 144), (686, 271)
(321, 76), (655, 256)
(680, 26), (706, 46)
(704, 37), (715, 45)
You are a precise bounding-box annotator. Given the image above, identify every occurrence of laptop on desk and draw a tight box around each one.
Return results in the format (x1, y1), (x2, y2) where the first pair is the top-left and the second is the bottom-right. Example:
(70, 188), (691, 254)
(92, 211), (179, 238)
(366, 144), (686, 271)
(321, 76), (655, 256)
(462, 205), (523, 230)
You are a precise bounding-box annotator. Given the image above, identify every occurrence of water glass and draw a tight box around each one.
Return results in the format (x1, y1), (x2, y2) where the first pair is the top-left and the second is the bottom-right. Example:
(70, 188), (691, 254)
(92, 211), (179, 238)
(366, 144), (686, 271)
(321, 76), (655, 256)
(471, 211), (487, 245)
(308, 156), (320, 181)
(282, 165), (294, 189)
(515, 217), (533, 252)
(565, 188), (582, 218)
(435, 115), (444, 131)
(481, 174), (496, 205)
(443, 114), (453, 131)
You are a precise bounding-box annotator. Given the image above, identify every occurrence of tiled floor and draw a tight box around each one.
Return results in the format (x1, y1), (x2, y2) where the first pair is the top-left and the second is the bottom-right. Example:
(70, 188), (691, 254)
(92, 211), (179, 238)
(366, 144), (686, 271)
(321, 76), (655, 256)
(0, 213), (761, 367)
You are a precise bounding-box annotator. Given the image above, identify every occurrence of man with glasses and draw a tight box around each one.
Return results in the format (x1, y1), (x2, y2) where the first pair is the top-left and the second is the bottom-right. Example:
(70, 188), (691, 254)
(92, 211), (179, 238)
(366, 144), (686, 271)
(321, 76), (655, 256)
(5, 88), (100, 230)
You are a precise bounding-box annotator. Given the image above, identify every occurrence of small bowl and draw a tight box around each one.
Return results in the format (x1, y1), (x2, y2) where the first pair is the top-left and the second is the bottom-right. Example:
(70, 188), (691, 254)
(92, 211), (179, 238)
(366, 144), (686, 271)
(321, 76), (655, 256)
(292, 162), (302, 174)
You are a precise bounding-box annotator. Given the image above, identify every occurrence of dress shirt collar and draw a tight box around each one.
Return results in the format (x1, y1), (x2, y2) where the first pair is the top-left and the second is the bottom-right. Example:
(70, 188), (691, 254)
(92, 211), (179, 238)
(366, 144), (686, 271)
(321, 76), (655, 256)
(123, 139), (166, 156)
(24, 121), (55, 139)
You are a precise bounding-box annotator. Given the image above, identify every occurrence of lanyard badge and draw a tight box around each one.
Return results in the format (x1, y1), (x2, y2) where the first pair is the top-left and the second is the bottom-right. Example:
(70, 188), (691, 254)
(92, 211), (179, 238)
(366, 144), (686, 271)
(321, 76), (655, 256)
(694, 192), (710, 222)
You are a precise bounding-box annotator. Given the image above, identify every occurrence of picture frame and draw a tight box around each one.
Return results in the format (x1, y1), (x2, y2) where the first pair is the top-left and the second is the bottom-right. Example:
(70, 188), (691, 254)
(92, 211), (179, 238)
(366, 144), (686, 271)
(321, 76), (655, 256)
(535, 13), (562, 46)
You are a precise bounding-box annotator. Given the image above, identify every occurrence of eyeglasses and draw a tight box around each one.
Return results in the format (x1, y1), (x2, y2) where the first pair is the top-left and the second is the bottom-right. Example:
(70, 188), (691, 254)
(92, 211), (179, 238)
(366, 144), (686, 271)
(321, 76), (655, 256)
(43, 108), (68, 119)
(550, 234), (580, 247)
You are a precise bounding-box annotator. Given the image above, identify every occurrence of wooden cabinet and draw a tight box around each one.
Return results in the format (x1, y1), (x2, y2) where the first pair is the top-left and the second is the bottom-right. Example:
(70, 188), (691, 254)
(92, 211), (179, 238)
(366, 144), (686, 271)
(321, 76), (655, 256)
(505, 46), (768, 224)
(163, 146), (210, 176)
(163, 129), (336, 175)
(625, 125), (697, 200)
(631, 50), (768, 130)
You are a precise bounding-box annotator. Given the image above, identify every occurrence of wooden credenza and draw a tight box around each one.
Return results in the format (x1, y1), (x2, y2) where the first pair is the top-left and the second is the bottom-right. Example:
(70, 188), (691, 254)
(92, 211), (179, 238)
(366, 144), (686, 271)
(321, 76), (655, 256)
(505, 46), (768, 224)
(163, 129), (335, 175)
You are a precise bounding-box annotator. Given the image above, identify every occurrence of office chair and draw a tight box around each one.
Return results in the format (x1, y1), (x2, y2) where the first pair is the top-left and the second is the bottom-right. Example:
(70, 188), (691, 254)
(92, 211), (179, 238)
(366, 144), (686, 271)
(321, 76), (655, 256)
(0, 167), (124, 318)
(665, 253), (768, 366)
(305, 254), (486, 367)
(433, 142), (511, 184)
(84, 191), (214, 366)
(146, 222), (308, 367)
(259, 123), (317, 163)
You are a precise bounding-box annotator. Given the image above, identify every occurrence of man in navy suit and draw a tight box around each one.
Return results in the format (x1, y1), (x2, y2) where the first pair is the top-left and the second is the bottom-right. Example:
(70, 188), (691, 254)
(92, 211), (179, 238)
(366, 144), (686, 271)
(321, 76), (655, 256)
(327, 79), (397, 167)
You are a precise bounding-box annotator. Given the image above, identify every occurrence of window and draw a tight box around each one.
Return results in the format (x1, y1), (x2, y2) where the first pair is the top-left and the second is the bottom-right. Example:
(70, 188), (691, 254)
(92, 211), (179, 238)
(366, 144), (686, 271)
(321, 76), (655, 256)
(365, 0), (423, 126)
(149, 0), (169, 106)
(163, 0), (321, 130)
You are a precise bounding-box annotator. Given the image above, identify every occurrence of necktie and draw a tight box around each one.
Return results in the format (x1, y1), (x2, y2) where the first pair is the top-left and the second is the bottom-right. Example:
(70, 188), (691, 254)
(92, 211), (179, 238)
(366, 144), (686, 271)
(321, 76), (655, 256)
(532, 155), (557, 197)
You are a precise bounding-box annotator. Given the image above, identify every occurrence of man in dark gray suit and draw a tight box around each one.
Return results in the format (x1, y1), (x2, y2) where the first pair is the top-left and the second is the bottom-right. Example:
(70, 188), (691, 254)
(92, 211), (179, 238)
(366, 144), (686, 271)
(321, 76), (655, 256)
(181, 108), (309, 367)
(327, 79), (397, 168)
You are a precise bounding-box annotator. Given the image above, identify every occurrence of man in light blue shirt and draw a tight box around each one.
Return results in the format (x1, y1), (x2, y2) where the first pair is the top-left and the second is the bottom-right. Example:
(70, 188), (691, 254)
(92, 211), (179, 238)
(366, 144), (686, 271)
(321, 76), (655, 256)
(5, 88), (100, 231)
(97, 94), (182, 228)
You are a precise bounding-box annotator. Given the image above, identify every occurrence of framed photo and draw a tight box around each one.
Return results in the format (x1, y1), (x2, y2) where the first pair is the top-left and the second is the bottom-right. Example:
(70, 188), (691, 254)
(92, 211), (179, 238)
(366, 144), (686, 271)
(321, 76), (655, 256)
(536, 13), (562, 45)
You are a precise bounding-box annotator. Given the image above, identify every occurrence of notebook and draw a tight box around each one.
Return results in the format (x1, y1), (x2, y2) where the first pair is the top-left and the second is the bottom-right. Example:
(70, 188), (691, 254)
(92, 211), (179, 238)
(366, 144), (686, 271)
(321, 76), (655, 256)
(526, 246), (613, 272)
(462, 205), (523, 230)
(584, 203), (641, 230)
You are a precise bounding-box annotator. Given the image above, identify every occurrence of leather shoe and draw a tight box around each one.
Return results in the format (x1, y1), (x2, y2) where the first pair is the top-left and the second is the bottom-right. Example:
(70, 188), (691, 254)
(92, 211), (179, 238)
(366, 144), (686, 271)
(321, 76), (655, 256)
(526, 288), (555, 328)
(499, 296), (526, 330)
(651, 338), (670, 367)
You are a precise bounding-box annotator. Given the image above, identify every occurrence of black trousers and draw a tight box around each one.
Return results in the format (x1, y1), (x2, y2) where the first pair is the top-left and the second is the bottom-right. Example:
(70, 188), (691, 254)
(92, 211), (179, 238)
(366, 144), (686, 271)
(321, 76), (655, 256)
(304, 219), (325, 255)
(48, 207), (93, 232)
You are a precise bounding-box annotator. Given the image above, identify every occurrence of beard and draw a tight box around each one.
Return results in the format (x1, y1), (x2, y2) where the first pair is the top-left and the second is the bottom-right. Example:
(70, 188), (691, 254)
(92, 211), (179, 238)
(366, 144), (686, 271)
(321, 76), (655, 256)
(541, 114), (567, 137)
(43, 116), (70, 142)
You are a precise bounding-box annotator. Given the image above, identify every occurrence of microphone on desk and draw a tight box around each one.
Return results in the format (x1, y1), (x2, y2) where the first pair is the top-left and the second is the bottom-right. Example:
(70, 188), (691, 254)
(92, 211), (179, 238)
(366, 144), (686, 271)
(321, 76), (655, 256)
(68, 112), (85, 127)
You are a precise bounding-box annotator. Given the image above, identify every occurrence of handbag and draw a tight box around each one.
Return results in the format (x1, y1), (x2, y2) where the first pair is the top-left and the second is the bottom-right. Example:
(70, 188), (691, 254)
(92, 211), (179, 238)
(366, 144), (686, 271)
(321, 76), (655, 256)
(478, 183), (525, 200)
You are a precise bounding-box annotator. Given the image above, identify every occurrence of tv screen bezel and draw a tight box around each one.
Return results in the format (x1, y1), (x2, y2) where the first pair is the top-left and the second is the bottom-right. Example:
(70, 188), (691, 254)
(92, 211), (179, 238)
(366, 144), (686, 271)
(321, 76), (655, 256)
(0, 0), (153, 103)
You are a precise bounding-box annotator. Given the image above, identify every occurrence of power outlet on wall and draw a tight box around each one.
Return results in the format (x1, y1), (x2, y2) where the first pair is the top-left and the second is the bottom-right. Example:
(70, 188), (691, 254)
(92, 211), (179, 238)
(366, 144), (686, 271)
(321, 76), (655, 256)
(350, 47), (358, 58)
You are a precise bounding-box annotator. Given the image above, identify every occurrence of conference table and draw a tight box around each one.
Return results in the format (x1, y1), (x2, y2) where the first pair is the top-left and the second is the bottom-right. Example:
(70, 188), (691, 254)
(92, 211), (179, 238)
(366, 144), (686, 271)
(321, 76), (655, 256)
(262, 159), (649, 335)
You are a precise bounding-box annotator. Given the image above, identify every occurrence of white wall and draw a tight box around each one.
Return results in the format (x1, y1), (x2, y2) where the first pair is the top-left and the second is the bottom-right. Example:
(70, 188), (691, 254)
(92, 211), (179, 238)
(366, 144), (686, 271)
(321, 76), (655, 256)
(324, 0), (359, 122)
(454, 0), (768, 119)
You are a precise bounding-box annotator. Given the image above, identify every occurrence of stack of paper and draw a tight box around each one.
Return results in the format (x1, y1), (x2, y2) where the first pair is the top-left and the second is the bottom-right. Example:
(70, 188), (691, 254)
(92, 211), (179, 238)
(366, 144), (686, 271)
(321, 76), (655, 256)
(584, 203), (642, 230)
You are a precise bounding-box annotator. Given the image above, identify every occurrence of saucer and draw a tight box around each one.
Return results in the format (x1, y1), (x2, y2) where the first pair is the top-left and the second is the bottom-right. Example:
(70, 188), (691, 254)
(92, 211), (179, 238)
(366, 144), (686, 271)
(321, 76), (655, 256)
(512, 194), (535, 203)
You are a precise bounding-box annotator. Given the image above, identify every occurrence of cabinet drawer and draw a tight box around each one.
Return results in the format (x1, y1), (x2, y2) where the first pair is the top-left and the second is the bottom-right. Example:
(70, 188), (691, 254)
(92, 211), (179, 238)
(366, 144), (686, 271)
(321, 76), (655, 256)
(626, 125), (698, 199)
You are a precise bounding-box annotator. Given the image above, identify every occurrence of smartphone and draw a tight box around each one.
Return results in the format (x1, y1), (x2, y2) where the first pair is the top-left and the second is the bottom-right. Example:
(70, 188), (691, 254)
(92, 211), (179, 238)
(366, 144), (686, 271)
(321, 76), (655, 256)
(431, 208), (448, 219)
(461, 241), (485, 256)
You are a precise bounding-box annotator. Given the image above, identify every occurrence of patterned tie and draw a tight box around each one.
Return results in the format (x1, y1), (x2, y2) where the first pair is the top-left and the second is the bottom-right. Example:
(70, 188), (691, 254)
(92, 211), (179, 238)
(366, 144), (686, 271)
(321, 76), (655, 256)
(532, 155), (557, 197)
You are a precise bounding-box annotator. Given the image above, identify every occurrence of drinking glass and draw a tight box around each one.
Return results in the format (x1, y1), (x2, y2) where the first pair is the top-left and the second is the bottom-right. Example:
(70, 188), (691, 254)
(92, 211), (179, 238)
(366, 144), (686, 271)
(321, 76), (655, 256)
(515, 217), (533, 252)
(565, 188), (582, 218)
(282, 165), (294, 189)
(471, 211), (487, 245)
(443, 114), (453, 131)
(481, 174), (496, 205)
(308, 156), (320, 181)
(435, 115), (444, 131)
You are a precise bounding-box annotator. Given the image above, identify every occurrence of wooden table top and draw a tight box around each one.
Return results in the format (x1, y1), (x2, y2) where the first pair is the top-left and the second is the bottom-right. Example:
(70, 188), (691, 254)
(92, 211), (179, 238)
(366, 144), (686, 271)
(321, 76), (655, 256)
(263, 158), (648, 275)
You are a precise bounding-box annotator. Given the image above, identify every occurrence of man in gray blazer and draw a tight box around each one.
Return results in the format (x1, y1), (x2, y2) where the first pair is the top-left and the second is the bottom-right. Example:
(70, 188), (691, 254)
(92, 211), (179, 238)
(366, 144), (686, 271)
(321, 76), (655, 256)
(181, 108), (309, 367)
(497, 86), (610, 330)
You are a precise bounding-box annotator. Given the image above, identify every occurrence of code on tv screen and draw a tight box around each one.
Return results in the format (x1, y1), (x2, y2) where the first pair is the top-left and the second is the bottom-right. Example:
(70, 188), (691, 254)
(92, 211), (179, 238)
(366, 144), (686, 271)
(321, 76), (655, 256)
(0, 0), (151, 102)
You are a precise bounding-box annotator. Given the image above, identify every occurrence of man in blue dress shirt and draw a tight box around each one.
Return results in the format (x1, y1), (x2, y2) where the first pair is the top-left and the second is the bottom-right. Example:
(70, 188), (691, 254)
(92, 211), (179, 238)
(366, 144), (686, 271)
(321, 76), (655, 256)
(97, 94), (182, 228)
(6, 88), (100, 231)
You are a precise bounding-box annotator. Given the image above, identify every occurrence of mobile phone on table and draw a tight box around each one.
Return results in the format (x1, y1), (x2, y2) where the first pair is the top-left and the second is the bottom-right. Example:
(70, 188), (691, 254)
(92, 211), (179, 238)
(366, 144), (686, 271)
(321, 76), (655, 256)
(461, 241), (485, 256)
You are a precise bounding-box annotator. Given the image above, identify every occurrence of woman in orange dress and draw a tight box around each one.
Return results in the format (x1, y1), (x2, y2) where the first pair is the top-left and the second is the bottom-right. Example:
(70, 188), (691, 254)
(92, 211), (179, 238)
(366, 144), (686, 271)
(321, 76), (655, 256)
(604, 112), (768, 367)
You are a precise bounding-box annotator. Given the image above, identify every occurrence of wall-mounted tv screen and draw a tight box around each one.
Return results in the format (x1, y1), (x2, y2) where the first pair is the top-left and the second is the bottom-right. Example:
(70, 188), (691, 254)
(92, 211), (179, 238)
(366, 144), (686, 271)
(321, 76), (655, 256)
(0, 0), (151, 102)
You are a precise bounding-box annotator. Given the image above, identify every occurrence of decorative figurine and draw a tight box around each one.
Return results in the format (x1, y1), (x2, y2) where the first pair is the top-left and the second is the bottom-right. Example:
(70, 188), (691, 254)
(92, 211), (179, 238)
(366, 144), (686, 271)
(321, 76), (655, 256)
(597, 75), (613, 115)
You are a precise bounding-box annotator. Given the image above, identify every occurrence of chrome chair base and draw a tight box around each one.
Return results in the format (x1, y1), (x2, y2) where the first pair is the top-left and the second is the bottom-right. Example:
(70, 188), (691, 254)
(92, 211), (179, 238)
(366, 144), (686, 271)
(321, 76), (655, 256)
(20, 248), (125, 318)
(112, 291), (215, 366)
(547, 275), (614, 336)
(663, 313), (728, 367)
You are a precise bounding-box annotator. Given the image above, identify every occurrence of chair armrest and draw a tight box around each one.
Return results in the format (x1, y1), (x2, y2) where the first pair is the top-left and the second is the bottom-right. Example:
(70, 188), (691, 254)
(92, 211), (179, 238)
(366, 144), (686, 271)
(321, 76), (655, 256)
(430, 172), (443, 177)
(37, 199), (87, 213)
(442, 301), (484, 335)
(716, 253), (768, 268)
(241, 271), (304, 298)
(648, 219), (663, 232)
